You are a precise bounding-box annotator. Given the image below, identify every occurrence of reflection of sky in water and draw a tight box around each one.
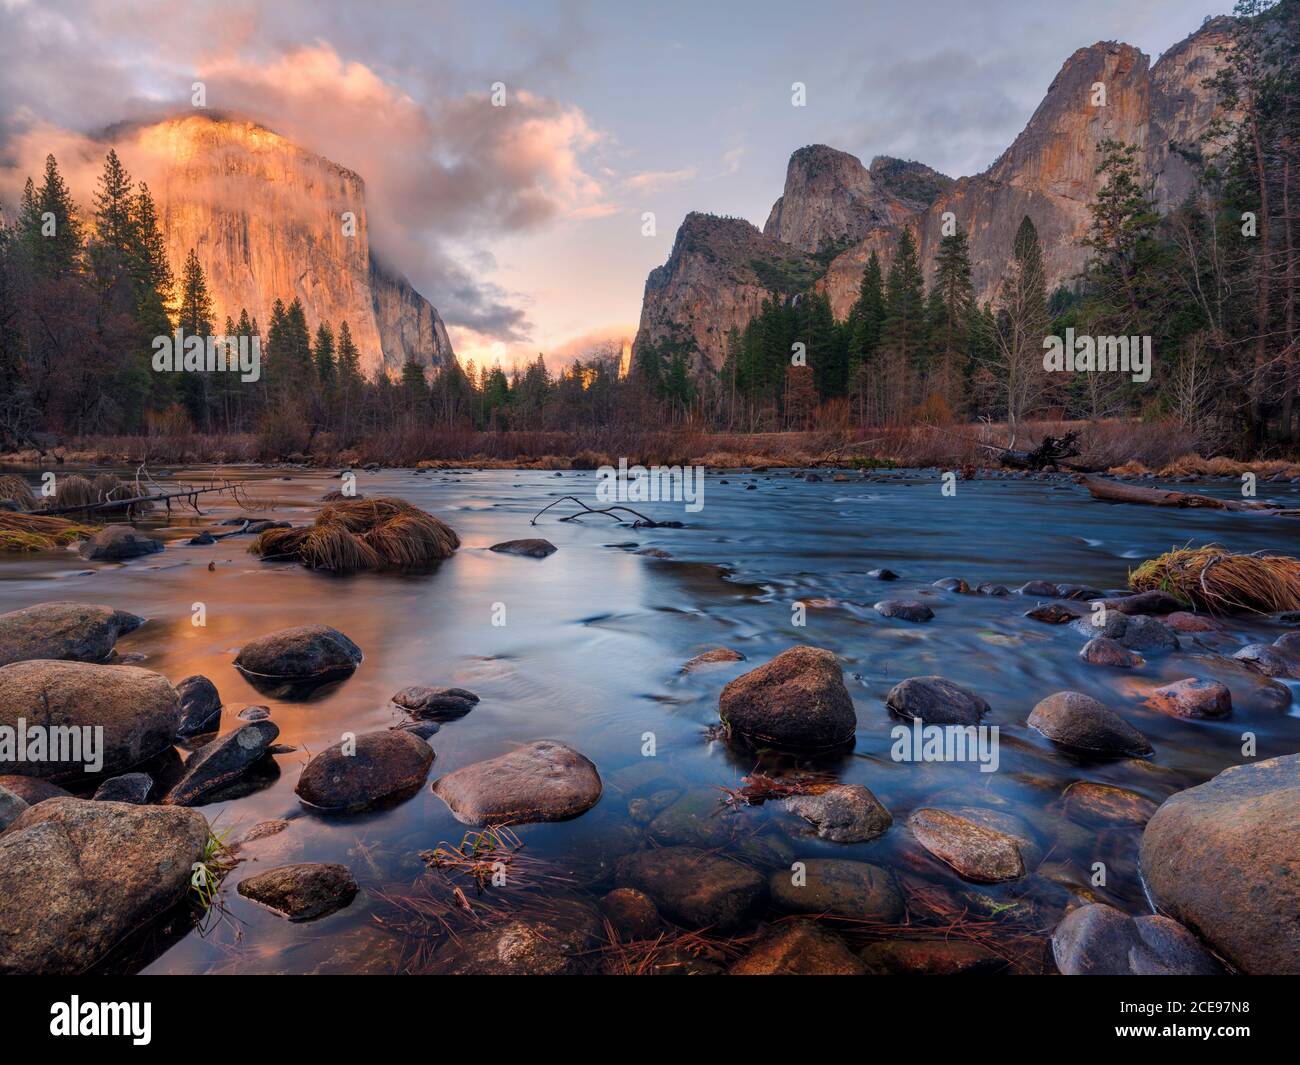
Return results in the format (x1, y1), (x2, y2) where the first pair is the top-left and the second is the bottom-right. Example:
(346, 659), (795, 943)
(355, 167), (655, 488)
(1, 466), (1296, 973)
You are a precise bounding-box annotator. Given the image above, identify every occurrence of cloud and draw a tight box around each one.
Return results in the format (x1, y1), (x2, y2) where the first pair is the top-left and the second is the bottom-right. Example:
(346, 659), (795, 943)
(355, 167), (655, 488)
(623, 167), (697, 194)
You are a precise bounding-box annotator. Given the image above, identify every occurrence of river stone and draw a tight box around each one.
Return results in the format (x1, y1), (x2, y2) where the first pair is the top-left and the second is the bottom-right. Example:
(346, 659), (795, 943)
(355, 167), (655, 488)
(1146, 678), (1231, 720)
(0, 603), (144, 667)
(868, 568), (900, 580)
(237, 862), (358, 921)
(162, 720), (279, 806)
(1071, 611), (1128, 640)
(1051, 903), (1222, 975)
(1275, 631), (1300, 655)
(1233, 643), (1300, 679)
(0, 775), (70, 805)
(681, 647), (745, 673)
(432, 740), (600, 825)
(297, 730), (434, 813)
(1057, 584), (1105, 601)
(1140, 754), (1300, 974)
(427, 916), (597, 975)
(1078, 636), (1142, 668)
(175, 674), (222, 737)
(782, 783), (892, 843)
(977, 582), (1011, 596)
(93, 772), (153, 804)
(0, 785), (27, 831)
(1018, 580), (1060, 597)
(77, 525), (163, 561)
(1062, 781), (1158, 827)
(489, 538), (557, 558)
(234, 625), (362, 693)
(767, 858), (904, 921)
(1101, 590), (1182, 616)
(1119, 615), (1180, 653)
(1028, 691), (1153, 758)
(873, 599), (934, 622)
(908, 808), (1029, 882)
(1166, 611), (1220, 633)
(237, 705), (270, 721)
(933, 577), (970, 593)
(1026, 602), (1083, 624)
(0, 660), (181, 781)
(391, 685), (479, 718)
(718, 646), (856, 750)
(885, 675), (990, 727)
(599, 887), (661, 940)
(0, 797), (208, 974)
(731, 921), (866, 975)
(615, 846), (764, 930)
(860, 939), (1005, 975)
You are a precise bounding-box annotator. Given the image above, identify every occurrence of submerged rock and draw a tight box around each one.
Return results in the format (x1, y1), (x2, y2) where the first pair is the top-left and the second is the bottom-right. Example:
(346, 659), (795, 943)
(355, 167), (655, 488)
(782, 783), (892, 843)
(1018, 580), (1060, 597)
(1028, 691), (1152, 758)
(297, 730), (434, 813)
(1057, 584), (1105, 601)
(0, 602), (144, 667)
(885, 675), (989, 727)
(163, 720), (279, 806)
(0, 660), (180, 781)
(391, 685), (479, 718)
(93, 772), (153, 804)
(718, 646), (856, 750)
(933, 577), (970, 593)
(0, 797), (208, 974)
(432, 740), (601, 825)
(1078, 636), (1142, 668)
(175, 674), (222, 737)
(599, 887), (661, 940)
(767, 858), (904, 921)
(1052, 903), (1222, 975)
(873, 599), (934, 622)
(237, 862), (358, 921)
(681, 647), (746, 673)
(1119, 615), (1180, 653)
(77, 525), (163, 561)
(977, 583), (1011, 596)
(868, 568), (900, 581)
(908, 807), (1031, 882)
(427, 915), (598, 975)
(1145, 677), (1231, 720)
(1232, 643), (1300, 679)
(489, 538), (557, 558)
(615, 846), (765, 931)
(1062, 781), (1158, 827)
(234, 625), (362, 694)
(731, 921), (866, 975)
(860, 939), (1005, 975)
(1140, 754), (1300, 974)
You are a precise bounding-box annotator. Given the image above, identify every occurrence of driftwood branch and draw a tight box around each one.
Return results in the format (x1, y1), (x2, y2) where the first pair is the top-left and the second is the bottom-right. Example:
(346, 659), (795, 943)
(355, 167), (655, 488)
(530, 495), (682, 528)
(1078, 475), (1300, 516)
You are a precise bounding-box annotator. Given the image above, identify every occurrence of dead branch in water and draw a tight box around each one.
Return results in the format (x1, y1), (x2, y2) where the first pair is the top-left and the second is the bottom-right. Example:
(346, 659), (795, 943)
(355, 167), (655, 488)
(1078, 475), (1300, 515)
(41, 465), (260, 517)
(530, 495), (683, 528)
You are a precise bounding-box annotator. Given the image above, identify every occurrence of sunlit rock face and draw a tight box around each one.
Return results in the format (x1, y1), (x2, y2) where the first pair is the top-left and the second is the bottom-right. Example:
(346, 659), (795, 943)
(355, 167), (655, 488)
(635, 18), (1235, 359)
(123, 113), (452, 378)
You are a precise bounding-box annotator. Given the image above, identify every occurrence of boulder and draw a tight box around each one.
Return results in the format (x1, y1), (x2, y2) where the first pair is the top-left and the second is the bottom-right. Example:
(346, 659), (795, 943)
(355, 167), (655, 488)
(0, 660), (180, 781)
(873, 599), (934, 622)
(908, 807), (1031, 882)
(1140, 754), (1300, 974)
(1062, 781), (1157, 827)
(0, 785), (27, 831)
(1078, 637), (1142, 668)
(767, 859), (904, 921)
(860, 939), (1005, 975)
(1028, 691), (1153, 758)
(92, 772), (153, 804)
(237, 862), (358, 921)
(0, 775), (70, 805)
(718, 646), (856, 750)
(782, 784), (892, 843)
(489, 538), (557, 558)
(0, 603), (144, 667)
(1071, 611), (1128, 640)
(77, 525), (163, 561)
(391, 685), (479, 718)
(885, 675), (989, 727)
(1145, 678), (1231, 720)
(162, 720), (279, 807)
(730, 921), (866, 975)
(1232, 643), (1300, 679)
(234, 625), (362, 694)
(0, 798), (208, 974)
(175, 674), (222, 737)
(1119, 615), (1180, 653)
(681, 647), (746, 673)
(598, 887), (661, 940)
(296, 730), (434, 813)
(615, 846), (764, 930)
(1051, 903), (1222, 975)
(432, 740), (600, 825)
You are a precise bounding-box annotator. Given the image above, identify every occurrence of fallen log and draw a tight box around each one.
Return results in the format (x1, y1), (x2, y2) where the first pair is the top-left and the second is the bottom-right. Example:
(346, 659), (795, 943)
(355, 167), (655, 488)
(1078, 475), (1300, 515)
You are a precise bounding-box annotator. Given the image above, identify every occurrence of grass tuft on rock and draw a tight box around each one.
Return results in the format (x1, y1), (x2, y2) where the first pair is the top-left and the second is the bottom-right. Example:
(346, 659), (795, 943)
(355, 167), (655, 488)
(0, 474), (36, 511)
(251, 496), (459, 572)
(1130, 544), (1300, 615)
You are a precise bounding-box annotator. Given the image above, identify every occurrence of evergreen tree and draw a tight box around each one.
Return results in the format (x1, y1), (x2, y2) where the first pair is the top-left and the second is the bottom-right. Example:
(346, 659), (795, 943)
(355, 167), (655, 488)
(929, 227), (975, 416)
(878, 228), (927, 422)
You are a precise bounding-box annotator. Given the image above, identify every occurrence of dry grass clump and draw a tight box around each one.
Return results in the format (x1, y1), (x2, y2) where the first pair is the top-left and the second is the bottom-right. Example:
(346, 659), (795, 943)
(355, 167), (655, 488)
(252, 496), (459, 572)
(0, 511), (97, 551)
(38, 473), (152, 514)
(0, 474), (36, 510)
(1130, 544), (1300, 614)
(1156, 454), (1300, 479)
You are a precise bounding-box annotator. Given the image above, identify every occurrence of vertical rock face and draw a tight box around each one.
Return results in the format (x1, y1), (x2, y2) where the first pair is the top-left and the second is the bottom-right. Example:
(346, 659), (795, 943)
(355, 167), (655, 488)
(634, 18), (1234, 359)
(121, 113), (452, 378)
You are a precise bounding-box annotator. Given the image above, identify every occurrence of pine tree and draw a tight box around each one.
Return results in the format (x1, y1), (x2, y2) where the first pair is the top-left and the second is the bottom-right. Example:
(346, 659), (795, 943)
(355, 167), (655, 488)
(929, 227), (975, 416)
(878, 229), (927, 422)
(22, 155), (83, 281)
(313, 322), (337, 392)
(176, 249), (214, 428)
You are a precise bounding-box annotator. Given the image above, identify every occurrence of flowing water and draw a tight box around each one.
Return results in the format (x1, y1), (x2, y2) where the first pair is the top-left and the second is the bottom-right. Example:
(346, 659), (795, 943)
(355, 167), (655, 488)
(2, 465), (1298, 973)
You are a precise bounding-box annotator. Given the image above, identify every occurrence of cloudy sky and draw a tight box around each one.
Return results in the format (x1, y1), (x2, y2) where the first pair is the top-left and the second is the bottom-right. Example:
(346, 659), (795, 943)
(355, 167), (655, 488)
(0, 0), (1222, 369)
